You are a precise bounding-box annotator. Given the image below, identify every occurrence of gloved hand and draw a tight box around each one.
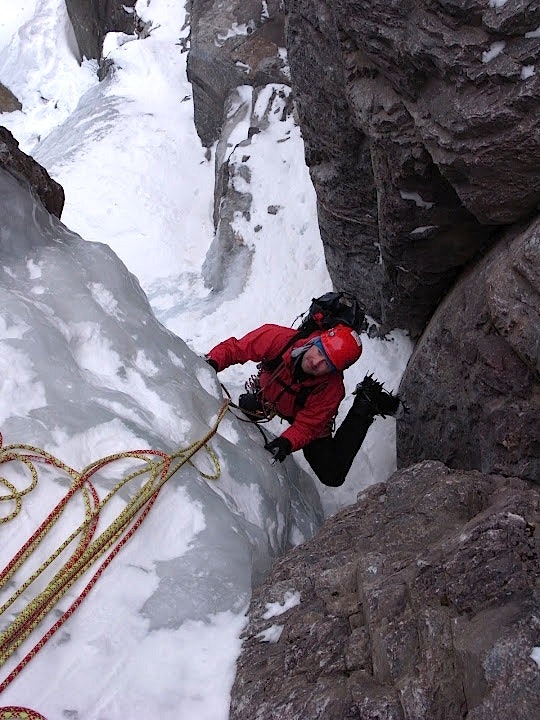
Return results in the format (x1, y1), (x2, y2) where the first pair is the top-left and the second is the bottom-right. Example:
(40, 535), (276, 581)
(264, 437), (292, 463)
(205, 356), (218, 372)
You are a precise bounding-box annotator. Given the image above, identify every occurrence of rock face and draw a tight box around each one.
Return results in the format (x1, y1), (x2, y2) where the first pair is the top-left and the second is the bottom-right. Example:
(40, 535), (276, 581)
(188, 1), (540, 335)
(0, 126), (64, 218)
(0, 82), (22, 113)
(184, 15), (539, 715)
(398, 217), (540, 482)
(187, 0), (289, 146)
(230, 462), (539, 720)
(65, 0), (137, 60)
(202, 84), (296, 295)
(284, 0), (540, 336)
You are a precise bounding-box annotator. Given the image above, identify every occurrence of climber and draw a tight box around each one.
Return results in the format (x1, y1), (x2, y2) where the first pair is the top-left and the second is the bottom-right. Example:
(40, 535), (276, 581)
(205, 322), (401, 487)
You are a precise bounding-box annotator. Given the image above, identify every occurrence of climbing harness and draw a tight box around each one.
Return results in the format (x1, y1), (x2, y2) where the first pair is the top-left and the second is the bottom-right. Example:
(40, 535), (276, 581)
(219, 382), (272, 446)
(219, 335), (326, 445)
(0, 399), (228, 713)
(238, 374), (278, 422)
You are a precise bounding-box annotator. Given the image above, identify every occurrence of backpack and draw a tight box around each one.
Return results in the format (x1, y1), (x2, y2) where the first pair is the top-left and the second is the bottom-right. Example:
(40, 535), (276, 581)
(261, 291), (365, 373)
(296, 291), (365, 335)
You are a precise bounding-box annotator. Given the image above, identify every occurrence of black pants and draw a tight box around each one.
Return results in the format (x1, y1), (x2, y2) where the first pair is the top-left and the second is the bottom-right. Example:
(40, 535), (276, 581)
(302, 406), (374, 487)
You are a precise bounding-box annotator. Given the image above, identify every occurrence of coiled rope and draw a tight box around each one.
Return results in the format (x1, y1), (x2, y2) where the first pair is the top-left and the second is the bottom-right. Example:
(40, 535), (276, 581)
(0, 708), (46, 719)
(0, 399), (228, 710)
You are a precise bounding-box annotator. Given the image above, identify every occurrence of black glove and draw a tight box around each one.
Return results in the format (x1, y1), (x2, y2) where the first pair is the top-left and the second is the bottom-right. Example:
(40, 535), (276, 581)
(205, 356), (218, 372)
(264, 437), (292, 463)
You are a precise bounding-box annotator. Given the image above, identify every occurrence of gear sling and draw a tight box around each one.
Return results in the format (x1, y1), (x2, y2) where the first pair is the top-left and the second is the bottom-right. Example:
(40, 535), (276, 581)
(238, 331), (317, 422)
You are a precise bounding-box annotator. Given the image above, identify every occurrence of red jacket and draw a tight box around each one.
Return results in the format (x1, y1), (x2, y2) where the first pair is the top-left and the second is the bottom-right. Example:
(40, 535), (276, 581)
(207, 324), (345, 451)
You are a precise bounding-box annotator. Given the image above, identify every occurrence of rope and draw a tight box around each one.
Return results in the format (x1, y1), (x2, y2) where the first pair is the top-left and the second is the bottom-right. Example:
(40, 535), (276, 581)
(0, 399), (229, 706)
(219, 382), (272, 445)
(0, 708), (46, 719)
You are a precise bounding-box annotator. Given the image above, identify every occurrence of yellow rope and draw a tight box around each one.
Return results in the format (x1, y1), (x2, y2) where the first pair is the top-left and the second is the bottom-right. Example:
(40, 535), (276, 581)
(0, 709), (46, 719)
(0, 400), (229, 673)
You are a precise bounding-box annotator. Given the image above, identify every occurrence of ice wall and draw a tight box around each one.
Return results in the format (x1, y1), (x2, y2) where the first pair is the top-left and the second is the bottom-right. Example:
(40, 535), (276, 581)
(0, 167), (322, 713)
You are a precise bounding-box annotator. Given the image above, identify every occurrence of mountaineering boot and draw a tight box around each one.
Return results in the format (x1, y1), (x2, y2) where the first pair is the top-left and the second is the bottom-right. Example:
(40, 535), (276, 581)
(322, 374), (402, 485)
(351, 374), (401, 418)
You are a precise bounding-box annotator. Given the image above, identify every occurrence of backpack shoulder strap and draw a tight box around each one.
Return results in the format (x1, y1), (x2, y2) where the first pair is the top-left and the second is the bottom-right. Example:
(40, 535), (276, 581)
(260, 327), (312, 373)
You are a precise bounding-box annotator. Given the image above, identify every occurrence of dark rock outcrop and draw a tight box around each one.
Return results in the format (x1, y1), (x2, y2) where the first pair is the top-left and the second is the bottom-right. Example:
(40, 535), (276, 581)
(286, 2), (383, 329)
(398, 217), (540, 483)
(189, 4), (540, 716)
(284, 0), (540, 336)
(230, 462), (539, 719)
(0, 126), (64, 218)
(0, 82), (22, 113)
(65, 0), (137, 60)
(187, 0), (289, 146)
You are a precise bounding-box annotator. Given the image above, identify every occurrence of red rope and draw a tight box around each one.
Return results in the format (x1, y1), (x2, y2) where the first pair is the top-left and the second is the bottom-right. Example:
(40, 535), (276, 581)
(0, 707), (47, 719)
(0, 447), (169, 582)
(0, 488), (160, 694)
(0, 398), (228, 713)
(0, 432), (172, 695)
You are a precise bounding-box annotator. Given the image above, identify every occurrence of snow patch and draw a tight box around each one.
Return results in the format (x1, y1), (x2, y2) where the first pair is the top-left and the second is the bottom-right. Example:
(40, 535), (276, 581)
(410, 225), (438, 235)
(257, 624), (284, 643)
(262, 590), (301, 619)
(525, 26), (540, 39)
(399, 191), (434, 209)
(482, 42), (505, 63)
(215, 21), (256, 47)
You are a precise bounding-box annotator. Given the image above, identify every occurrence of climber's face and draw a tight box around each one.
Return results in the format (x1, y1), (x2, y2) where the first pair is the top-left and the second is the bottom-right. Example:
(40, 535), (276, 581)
(301, 345), (333, 376)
